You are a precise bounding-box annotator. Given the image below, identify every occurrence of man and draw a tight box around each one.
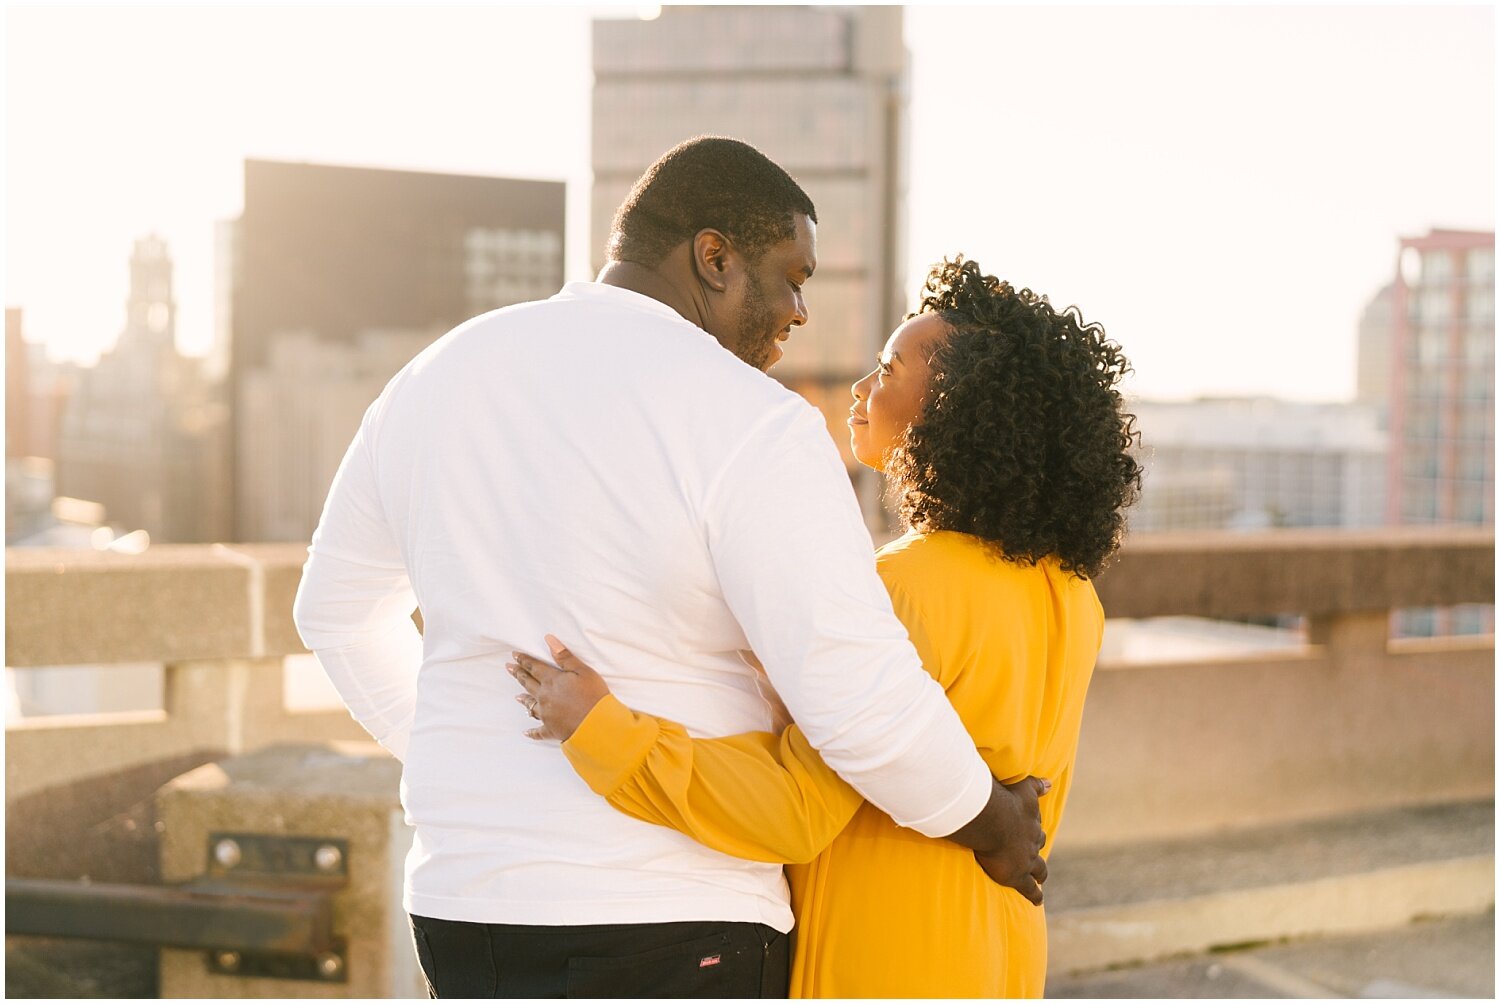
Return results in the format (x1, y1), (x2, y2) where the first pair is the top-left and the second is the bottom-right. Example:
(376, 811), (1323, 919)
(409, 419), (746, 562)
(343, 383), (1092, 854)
(293, 137), (1047, 998)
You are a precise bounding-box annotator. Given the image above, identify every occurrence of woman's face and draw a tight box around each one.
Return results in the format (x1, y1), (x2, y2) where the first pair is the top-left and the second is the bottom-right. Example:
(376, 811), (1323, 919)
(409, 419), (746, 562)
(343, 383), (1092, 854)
(848, 313), (951, 472)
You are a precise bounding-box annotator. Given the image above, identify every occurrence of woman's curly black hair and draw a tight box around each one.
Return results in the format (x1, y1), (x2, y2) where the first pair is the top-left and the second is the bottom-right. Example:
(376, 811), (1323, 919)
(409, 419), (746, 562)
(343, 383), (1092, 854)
(887, 257), (1142, 579)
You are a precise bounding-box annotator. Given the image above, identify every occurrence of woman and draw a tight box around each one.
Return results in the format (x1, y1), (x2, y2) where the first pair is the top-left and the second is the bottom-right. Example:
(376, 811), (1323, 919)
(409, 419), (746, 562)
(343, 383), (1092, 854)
(510, 257), (1141, 997)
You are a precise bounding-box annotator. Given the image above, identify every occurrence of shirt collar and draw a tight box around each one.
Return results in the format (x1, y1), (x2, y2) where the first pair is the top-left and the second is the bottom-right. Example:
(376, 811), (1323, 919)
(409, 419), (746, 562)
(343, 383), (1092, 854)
(554, 280), (694, 326)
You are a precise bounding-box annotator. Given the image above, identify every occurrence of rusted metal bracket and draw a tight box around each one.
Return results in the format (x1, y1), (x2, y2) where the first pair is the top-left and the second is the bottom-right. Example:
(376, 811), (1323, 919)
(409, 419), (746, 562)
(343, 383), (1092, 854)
(5, 833), (350, 983)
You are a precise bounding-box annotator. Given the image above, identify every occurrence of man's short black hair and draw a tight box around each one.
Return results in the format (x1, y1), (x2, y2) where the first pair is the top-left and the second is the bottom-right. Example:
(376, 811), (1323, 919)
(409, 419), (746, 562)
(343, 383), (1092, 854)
(608, 136), (818, 266)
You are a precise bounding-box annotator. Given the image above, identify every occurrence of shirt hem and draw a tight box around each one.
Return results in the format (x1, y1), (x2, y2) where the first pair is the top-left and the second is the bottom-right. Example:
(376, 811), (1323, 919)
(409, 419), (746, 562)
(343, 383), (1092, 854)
(404, 891), (794, 934)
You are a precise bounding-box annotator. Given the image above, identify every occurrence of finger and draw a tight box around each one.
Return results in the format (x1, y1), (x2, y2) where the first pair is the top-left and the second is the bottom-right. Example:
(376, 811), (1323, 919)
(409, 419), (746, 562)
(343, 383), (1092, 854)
(1015, 875), (1044, 907)
(507, 658), (538, 686)
(1033, 776), (1053, 797)
(513, 694), (540, 719)
(507, 663), (542, 694)
(1038, 827), (1048, 852)
(1032, 856), (1049, 886)
(544, 635), (590, 675)
(513, 651), (562, 679)
(524, 726), (549, 741)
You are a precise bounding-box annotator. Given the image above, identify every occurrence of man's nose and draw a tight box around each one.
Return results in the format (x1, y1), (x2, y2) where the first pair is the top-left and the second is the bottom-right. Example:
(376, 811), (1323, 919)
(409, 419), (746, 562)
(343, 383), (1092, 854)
(791, 291), (808, 327)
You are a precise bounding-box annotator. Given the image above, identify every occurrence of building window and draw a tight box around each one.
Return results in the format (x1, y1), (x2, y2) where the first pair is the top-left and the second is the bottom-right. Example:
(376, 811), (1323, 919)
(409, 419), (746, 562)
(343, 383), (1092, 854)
(1418, 288), (1451, 325)
(1423, 250), (1454, 285)
(1466, 247), (1495, 284)
(464, 227), (563, 315)
(1466, 286), (1494, 327)
(1415, 325), (1447, 366)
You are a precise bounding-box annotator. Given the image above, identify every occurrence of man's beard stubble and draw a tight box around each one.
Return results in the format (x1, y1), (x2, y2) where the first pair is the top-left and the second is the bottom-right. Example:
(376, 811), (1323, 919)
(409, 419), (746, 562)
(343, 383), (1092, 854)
(732, 271), (781, 372)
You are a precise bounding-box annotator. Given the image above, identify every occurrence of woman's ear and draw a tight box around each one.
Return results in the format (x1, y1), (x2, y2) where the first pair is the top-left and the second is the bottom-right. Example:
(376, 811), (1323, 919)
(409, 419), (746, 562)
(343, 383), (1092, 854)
(692, 229), (734, 292)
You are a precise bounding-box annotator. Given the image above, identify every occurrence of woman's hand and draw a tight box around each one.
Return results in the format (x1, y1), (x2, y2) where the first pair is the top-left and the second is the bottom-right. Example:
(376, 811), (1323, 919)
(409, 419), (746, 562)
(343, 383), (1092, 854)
(507, 635), (613, 741)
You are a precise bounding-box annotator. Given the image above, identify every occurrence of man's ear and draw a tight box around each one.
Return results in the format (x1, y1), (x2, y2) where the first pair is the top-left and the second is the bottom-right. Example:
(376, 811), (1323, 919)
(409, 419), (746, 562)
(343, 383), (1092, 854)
(692, 229), (737, 293)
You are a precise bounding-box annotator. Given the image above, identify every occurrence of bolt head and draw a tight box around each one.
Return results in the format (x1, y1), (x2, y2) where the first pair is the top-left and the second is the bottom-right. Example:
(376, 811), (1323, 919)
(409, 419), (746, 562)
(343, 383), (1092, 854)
(215, 950), (241, 972)
(314, 844), (343, 872)
(316, 952), (343, 978)
(213, 839), (242, 869)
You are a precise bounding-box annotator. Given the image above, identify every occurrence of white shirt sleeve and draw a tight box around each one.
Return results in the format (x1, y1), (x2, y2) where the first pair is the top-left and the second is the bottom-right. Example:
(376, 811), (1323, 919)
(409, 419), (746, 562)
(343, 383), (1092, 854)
(292, 415), (424, 761)
(703, 402), (993, 837)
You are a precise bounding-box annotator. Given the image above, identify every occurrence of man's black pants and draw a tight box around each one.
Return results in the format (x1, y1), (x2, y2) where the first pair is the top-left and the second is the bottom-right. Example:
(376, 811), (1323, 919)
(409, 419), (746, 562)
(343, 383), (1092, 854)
(409, 914), (791, 998)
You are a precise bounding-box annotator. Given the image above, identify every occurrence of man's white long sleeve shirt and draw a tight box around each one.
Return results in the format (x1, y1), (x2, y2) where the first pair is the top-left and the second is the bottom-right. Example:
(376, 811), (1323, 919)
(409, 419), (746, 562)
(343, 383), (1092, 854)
(293, 281), (993, 929)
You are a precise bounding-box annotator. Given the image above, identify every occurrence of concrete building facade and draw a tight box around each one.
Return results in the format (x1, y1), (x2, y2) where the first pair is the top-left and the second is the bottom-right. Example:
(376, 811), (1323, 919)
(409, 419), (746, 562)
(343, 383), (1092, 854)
(591, 5), (908, 517)
(1130, 398), (1387, 533)
(1386, 228), (1494, 528)
(226, 160), (566, 541)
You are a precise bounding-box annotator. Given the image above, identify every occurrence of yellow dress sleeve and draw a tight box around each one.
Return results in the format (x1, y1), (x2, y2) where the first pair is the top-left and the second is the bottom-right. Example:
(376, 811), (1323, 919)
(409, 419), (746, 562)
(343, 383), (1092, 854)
(562, 694), (864, 864)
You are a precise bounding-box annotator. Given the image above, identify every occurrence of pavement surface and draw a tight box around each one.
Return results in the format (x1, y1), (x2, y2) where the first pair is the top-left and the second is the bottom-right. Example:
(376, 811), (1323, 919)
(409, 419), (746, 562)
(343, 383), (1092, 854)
(1045, 802), (1494, 913)
(1048, 910), (1495, 999)
(7, 912), (1492, 998)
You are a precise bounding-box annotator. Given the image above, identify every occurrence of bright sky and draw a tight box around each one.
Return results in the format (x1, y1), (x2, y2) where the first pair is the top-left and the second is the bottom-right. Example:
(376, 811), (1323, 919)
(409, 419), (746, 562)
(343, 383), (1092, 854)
(4, 4), (1494, 401)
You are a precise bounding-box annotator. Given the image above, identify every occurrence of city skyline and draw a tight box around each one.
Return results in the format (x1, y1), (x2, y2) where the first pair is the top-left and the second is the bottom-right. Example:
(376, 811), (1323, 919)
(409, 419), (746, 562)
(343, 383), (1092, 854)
(5, 4), (1494, 402)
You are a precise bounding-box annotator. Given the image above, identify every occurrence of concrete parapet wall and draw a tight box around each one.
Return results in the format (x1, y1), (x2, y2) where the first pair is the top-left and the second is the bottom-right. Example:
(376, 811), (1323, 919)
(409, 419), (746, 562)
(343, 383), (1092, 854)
(1064, 633), (1494, 846)
(9, 528), (1491, 668)
(1092, 526), (1494, 619)
(3, 529), (1493, 996)
(5, 528), (1494, 851)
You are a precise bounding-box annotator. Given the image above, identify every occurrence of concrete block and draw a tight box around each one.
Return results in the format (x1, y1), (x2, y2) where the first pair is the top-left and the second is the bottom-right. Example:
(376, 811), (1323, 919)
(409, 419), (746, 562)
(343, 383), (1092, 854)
(155, 742), (420, 999)
(212, 543), (312, 658)
(6, 547), (253, 666)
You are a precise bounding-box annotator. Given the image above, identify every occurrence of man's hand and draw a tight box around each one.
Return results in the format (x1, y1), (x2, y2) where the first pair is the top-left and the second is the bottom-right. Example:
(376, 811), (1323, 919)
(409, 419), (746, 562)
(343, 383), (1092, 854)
(944, 775), (1051, 905)
(507, 635), (613, 741)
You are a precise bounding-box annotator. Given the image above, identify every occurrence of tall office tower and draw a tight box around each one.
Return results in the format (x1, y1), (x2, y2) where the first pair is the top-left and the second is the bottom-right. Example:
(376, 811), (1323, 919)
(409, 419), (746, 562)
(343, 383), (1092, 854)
(226, 160), (566, 541)
(1355, 282), (1396, 430)
(1129, 398), (1387, 533)
(592, 6), (908, 526)
(1386, 229), (1494, 528)
(55, 236), (230, 543)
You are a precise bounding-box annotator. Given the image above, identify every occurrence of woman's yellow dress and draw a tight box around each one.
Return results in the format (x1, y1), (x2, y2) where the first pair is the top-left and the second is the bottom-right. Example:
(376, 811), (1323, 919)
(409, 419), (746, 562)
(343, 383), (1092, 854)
(561, 530), (1104, 998)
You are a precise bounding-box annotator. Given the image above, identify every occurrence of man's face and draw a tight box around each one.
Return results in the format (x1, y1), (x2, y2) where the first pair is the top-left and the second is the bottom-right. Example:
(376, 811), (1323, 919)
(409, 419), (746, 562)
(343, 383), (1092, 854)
(724, 214), (817, 372)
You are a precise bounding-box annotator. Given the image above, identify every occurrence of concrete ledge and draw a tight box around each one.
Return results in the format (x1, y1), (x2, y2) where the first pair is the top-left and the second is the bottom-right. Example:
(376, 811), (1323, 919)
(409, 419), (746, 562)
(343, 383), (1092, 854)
(1094, 526), (1494, 618)
(5, 544), (319, 667)
(6, 546), (264, 666)
(1047, 801), (1495, 976)
(7, 529), (1493, 667)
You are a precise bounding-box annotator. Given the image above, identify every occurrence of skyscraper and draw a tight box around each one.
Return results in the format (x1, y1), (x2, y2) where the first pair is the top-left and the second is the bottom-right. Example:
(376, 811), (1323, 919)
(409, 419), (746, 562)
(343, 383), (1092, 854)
(591, 6), (908, 522)
(225, 160), (566, 541)
(1386, 228), (1494, 528)
(54, 236), (229, 543)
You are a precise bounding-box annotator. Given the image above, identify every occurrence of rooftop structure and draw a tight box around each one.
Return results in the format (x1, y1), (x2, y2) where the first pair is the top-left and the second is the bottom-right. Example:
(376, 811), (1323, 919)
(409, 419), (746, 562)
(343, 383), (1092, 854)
(1130, 397), (1386, 532)
(592, 5), (908, 523)
(224, 160), (566, 540)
